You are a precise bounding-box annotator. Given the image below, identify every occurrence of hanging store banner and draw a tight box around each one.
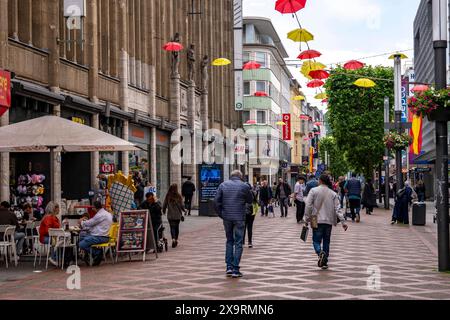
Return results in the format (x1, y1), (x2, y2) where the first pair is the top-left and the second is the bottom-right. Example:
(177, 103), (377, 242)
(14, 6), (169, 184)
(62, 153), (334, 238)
(282, 114), (291, 141)
(0, 70), (11, 117)
(234, 0), (244, 111)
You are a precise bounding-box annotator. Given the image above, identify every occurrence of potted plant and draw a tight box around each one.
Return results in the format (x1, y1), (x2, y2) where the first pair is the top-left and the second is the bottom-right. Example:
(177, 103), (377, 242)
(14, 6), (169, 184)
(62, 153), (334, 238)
(408, 88), (450, 121)
(383, 132), (412, 151)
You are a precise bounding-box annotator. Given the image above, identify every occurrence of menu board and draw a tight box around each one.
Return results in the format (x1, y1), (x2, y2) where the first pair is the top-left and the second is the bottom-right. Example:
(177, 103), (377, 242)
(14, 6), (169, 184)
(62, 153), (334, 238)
(117, 210), (149, 253)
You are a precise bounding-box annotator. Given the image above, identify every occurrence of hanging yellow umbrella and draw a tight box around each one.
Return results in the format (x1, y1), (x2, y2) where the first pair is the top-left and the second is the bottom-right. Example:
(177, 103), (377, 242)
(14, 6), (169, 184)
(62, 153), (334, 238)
(212, 58), (231, 66)
(388, 53), (409, 60)
(301, 61), (326, 80)
(276, 121), (287, 126)
(354, 78), (376, 88)
(287, 28), (314, 43)
(314, 93), (328, 100)
(293, 95), (305, 101)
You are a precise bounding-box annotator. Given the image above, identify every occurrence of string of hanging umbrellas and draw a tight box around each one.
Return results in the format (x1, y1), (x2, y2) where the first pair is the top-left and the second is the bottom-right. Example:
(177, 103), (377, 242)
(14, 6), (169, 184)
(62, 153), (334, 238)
(274, 0), (430, 105)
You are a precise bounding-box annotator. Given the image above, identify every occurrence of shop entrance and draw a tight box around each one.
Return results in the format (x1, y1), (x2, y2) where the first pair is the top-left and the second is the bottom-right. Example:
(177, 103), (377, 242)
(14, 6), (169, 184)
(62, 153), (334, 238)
(61, 153), (91, 201)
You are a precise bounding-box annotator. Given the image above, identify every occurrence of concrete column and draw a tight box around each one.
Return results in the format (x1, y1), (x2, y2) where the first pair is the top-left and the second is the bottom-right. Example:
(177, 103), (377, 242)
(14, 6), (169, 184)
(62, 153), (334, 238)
(150, 127), (157, 186)
(0, 0), (8, 202)
(91, 114), (100, 190)
(88, 0), (99, 101)
(149, 64), (157, 187)
(170, 74), (182, 188)
(122, 121), (129, 176)
(52, 105), (62, 205)
(9, 0), (19, 40)
(48, 0), (60, 92)
(187, 83), (198, 207)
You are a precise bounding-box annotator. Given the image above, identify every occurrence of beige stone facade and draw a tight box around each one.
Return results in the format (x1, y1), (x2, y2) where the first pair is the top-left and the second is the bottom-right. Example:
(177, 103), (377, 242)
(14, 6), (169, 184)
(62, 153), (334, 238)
(0, 0), (238, 205)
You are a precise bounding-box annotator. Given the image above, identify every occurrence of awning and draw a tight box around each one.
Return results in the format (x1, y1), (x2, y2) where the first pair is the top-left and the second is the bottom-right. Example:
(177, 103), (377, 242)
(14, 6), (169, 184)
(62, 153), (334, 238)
(12, 79), (65, 105)
(0, 115), (138, 152)
(63, 94), (104, 114)
(413, 147), (450, 164)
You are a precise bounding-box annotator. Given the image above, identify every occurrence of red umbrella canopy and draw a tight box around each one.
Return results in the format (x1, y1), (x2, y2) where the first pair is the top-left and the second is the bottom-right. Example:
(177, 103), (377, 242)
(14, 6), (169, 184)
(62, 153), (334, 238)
(307, 80), (324, 88)
(246, 120), (257, 125)
(300, 115), (310, 120)
(344, 60), (365, 70)
(321, 99), (328, 103)
(243, 61), (262, 70)
(297, 49), (322, 60)
(275, 0), (307, 14)
(314, 122), (322, 126)
(254, 91), (268, 97)
(411, 85), (430, 92)
(163, 42), (183, 52)
(309, 70), (330, 80)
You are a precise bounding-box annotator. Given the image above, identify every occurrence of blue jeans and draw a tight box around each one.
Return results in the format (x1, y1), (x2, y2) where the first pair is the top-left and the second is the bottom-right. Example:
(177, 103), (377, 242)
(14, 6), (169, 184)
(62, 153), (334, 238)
(79, 235), (110, 259)
(223, 220), (245, 272)
(43, 236), (57, 260)
(312, 224), (333, 258)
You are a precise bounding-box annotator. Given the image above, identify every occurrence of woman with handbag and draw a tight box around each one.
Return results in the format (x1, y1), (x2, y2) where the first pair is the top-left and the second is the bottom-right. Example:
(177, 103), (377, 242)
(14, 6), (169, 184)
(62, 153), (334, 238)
(163, 184), (186, 248)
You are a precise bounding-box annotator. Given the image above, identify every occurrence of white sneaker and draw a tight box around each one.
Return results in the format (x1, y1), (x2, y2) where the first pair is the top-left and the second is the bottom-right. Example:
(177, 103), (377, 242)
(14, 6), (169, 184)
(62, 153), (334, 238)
(48, 257), (58, 266)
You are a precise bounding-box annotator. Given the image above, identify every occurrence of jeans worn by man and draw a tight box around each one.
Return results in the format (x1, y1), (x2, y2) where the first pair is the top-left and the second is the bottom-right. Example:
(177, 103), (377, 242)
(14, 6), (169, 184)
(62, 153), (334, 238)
(312, 224), (333, 259)
(215, 171), (253, 278)
(79, 235), (110, 263)
(14, 232), (26, 256)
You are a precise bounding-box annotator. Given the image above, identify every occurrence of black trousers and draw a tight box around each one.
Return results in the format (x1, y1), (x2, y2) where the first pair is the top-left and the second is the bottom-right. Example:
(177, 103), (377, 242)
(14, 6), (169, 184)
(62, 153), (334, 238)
(295, 200), (306, 222)
(168, 219), (181, 240)
(280, 198), (289, 217)
(184, 195), (193, 215)
(349, 199), (361, 221)
(243, 214), (255, 245)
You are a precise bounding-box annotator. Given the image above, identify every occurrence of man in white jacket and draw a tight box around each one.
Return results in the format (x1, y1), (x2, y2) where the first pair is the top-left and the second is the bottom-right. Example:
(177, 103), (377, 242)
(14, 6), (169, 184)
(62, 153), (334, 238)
(305, 175), (348, 270)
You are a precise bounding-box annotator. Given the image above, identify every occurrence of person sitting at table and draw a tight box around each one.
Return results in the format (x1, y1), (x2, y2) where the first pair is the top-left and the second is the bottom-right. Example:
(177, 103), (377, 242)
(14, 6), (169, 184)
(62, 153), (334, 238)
(0, 201), (26, 258)
(78, 201), (113, 267)
(39, 202), (61, 266)
(23, 203), (37, 222)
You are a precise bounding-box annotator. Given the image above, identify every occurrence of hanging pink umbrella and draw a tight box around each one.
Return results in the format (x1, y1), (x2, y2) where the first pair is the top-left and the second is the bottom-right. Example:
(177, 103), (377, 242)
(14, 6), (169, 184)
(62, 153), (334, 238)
(297, 49), (322, 60)
(163, 42), (184, 52)
(309, 70), (330, 80)
(243, 61), (262, 70)
(246, 120), (257, 125)
(411, 85), (430, 92)
(344, 60), (365, 70)
(300, 115), (310, 120)
(307, 80), (324, 88)
(254, 91), (268, 97)
(275, 0), (307, 14)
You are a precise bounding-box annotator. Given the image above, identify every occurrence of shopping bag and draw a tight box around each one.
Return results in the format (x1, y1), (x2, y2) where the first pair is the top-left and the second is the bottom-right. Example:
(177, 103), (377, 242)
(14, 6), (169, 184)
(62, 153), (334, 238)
(300, 225), (309, 242)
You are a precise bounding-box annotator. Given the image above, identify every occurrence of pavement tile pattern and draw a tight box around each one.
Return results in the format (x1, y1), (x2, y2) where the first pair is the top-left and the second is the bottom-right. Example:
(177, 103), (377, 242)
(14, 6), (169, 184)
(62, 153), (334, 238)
(0, 207), (449, 300)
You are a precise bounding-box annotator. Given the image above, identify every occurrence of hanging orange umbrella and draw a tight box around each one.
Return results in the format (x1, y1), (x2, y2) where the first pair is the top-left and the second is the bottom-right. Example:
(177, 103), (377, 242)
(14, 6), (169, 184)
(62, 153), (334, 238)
(307, 80), (324, 88)
(297, 50), (322, 60)
(243, 61), (261, 70)
(309, 70), (330, 80)
(344, 60), (365, 70)
(163, 42), (183, 52)
(275, 0), (307, 14)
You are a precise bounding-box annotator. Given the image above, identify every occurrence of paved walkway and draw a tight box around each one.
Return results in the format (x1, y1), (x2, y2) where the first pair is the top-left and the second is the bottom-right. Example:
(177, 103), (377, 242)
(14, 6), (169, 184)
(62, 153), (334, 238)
(0, 206), (449, 300)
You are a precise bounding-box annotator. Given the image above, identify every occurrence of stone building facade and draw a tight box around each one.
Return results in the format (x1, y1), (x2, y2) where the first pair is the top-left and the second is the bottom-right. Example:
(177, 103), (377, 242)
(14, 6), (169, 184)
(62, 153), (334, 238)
(0, 0), (238, 206)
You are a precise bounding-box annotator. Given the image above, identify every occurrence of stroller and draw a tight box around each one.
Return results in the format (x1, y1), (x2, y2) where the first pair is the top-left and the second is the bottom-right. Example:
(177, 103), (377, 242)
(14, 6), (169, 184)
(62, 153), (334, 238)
(156, 224), (169, 253)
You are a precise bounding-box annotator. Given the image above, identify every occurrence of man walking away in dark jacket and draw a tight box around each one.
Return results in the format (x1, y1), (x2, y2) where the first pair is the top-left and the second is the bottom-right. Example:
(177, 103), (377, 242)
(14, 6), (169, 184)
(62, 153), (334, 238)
(305, 176), (319, 197)
(275, 178), (292, 218)
(181, 177), (196, 216)
(259, 180), (272, 217)
(344, 173), (362, 223)
(215, 170), (253, 279)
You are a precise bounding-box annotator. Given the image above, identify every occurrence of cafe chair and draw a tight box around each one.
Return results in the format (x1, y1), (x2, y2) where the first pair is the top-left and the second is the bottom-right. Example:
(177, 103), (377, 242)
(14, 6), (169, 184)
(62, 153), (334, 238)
(90, 223), (119, 265)
(33, 227), (49, 268)
(46, 229), (78, 270)
(0, 226), (18, 268)
(25, 221), (40, 255)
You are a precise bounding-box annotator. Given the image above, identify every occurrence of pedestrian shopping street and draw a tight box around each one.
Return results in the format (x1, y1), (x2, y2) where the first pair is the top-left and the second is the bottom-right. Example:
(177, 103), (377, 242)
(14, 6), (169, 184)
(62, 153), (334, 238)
(0, 205), (449, 300)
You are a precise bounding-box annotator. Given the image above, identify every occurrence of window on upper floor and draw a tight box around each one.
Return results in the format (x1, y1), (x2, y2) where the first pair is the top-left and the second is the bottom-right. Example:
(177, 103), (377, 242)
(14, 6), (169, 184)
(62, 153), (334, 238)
(256, 81), (267, 93)
(244, 81), (251, 95)
(255, 52), (267, 68)
(257, 111), (267, 124)
(243, 51), (251, 64)
(242, 111), (250, 124)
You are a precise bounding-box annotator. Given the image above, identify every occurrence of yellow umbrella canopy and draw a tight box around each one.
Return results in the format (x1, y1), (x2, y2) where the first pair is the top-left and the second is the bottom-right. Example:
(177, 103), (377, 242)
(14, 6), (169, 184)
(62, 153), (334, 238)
(276, 121), (287, 126)
(287, 28), (314, 43)
(212, 58), (231, 66)
(293, 95), (305, 101)
(301, 61), (326, 80)
(354, 78), (376, 88)
(314, 93), (328, 100)
(388, 53), (409, 60)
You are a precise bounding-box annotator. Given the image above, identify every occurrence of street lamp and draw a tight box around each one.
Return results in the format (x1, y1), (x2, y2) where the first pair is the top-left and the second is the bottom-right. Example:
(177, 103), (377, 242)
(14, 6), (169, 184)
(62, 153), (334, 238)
(432, 0), (449, 272)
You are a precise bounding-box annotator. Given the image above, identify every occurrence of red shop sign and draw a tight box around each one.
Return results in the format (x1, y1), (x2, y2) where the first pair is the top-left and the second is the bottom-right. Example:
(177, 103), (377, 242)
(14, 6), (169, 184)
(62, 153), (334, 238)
(282, 114), (291, 141)
(0, 69), (11, 117)
(100, 163), (116, 174)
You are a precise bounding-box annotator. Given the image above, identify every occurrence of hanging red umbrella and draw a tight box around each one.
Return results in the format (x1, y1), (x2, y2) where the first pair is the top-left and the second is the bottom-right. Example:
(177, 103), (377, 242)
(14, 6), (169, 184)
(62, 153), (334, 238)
(163, 42), (184, 52)
(309, 70), (330, 80)
(300, 115), (310, 120)
(246, 120), (257, 125)
(275, 0), (307, 14)
(297, 49), (322, 60)
(254, 91), (268, 97)
(243, 61), (262, 70)
(314, 122), (322, 126)
(411, 85), (430, 92)
(307, 80), (324, 88)
(344, 60), (365, 70)
(321, 99), (328, 103)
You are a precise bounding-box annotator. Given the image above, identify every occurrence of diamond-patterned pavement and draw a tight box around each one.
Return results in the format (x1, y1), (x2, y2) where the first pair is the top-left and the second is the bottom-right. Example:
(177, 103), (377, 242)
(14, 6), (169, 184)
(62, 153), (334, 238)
(0, 206), (449, 300)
